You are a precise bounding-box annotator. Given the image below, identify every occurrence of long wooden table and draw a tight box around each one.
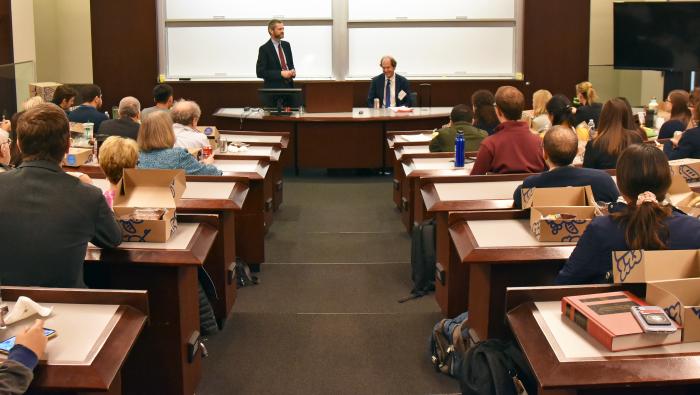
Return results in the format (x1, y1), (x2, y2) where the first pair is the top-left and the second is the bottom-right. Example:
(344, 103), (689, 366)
(0, 287), (147, 395)
(213, 107), (450, 171)
(448, 210), (576, 340)
(506, 284), (700, 394)
(84, 221), (217, 395)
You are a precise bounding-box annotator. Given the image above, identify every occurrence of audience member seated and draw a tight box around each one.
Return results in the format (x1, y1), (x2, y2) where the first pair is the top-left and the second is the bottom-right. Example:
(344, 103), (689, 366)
(471, 89), (499, 135)
(658, 89), (691, 139)
(99, 136), (139, 207)
(618, 96), (648, 141)
(51, 85), (77, 114)
(98, 97), (141, 140)
(0, 103), (121, 287)
(366, 56), (412, 108)
(171, 100), (210, 150)
(546, 94), (576, 134)
(137, 111), (222, 175)
(529, 89), (552, 133)
(141, 83), (174, 119)
(574, 81), (602, 126)
(0, 134), (11, 171)
(0, 319), (47, 394)
(22, 96), (43, 111)
(429, 104), (487, 152)
(555, 144), (700, 285)
(690, 86), (700, 108)
(664, 109), (700, 160)
(470, 86), (546, 175)
(0, 117), (9, 139)
(512, 126), (619, 208)
(68, 84), (109, 132)
(583, 98), (643, 170)
(8, 112), (22, 167)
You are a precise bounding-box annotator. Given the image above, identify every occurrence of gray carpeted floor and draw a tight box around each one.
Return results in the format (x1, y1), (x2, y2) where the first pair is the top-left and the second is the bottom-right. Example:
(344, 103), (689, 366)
(197, 173), (459, 394)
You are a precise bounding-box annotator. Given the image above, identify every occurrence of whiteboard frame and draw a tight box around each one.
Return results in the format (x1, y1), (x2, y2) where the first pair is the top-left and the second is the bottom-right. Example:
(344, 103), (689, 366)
(157, 0), (524, 81)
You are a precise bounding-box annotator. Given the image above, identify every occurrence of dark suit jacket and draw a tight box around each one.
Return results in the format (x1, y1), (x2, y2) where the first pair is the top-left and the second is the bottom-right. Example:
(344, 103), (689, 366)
(366, 73), (412, 108)
(0, 161), (122, 288)
(68, 105), (109, 133)
(664, 126), (700, 160)
(256, 39), (295, 88)
(98, 117), (140, 140)
(512, 166), (620, 209)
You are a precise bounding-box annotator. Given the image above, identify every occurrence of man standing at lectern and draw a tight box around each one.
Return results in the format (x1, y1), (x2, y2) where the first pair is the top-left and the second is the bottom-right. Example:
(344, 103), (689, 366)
(366, 56), (412, 108)
(256, 19), (296, 88)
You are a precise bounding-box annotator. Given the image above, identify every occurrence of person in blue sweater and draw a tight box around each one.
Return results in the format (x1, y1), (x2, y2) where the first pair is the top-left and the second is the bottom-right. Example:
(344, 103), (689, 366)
(136, 111), (222, 176)
(664, 125), (700, 160)
(555, 144), (700, 285)
(0, 319), (47, 393)
(513, 126), (619, 208)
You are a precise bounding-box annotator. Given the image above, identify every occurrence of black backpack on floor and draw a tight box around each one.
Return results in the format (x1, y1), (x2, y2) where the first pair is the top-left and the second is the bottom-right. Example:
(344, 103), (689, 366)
(429, 311), (471, 377)
(459, 339), (536, 395)
(400, 218), (436, 302)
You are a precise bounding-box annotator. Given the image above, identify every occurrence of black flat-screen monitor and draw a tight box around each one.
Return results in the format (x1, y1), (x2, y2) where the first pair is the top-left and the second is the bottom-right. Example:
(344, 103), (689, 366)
(614, 2), (700, 71)
(258, 88), (303, 114)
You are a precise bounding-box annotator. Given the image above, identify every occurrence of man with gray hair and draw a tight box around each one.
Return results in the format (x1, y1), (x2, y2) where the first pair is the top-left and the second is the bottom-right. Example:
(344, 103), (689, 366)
(171, 99), (210, 150)
(98, 96), (141, 140)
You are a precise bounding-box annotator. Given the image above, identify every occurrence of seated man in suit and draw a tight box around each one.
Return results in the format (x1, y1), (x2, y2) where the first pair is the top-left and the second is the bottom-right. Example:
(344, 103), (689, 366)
(366, 56), (412, 108)
(68, 84), (109, 132)
(98, 96), (141, 140)
(0, 103), (122, 288)
(256, 19), (296, 88)
(512, 125), (620, 208)
(429, 104), (487, 152)
(471, 86), (546, 175)
(141, 84), (174, 120)
(171, 100), (210, 150)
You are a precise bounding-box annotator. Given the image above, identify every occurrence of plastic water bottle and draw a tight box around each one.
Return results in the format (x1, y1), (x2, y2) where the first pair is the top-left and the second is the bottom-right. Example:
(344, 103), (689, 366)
(454, 130), (465, 168)
(648, 97), (658, 113)
(646, 97), (658, 128)
(587, 119), (596, 140)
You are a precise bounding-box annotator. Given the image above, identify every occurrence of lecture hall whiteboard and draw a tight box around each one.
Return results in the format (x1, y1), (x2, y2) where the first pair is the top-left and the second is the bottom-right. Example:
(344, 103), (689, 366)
(159, 0), (520, 80)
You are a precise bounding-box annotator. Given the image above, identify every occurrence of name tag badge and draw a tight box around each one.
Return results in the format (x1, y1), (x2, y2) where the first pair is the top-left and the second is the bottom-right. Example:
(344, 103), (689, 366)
(397, 90), (407, 101)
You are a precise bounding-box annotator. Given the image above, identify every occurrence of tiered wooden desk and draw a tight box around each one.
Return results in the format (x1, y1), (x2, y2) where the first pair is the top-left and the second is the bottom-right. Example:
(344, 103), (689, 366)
(84, 220), (217, 395)
(419, 175), (529, 316)
(0, 287), (147, 395)
(506, 284), (700, 394)
(217, 130), (290, 210)
(93, 178), (248, 328)
(448, 210), (576, 340)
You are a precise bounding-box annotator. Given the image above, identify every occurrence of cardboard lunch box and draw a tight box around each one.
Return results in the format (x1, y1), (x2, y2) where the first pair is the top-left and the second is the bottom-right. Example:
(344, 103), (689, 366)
(112, 168), (186, 243)
(521, 186), (599, 242)
(669, 158), (700, 184)
(197, 126), (220, 145)
(645, 278), (700, 342)
(611, 249), (700, 284)
(62, 147), (92, 167)
(29, 82), (61, 102)
(668, 170), (700, 218)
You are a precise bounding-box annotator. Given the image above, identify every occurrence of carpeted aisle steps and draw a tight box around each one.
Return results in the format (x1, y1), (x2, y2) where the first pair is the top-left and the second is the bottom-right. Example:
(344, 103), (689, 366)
(197, 173), (460, 394)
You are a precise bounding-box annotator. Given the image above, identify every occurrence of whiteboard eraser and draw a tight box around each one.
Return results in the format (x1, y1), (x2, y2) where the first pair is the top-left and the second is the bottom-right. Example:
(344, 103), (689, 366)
(179, 77), (191, 81)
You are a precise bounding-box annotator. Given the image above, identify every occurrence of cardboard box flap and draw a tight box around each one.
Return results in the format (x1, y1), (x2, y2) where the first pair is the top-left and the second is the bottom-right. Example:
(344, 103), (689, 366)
(113, 168), (186, 209)
(669, 158), (700, 184)
(197, 126), (219, 137)
(611, 249), (700, 283)
(522, 186), (596, 209)
(646, 278), (700, 325)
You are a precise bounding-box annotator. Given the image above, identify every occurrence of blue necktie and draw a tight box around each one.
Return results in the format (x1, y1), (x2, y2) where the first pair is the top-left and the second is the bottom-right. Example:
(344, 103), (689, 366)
(385, 79), (391, 108)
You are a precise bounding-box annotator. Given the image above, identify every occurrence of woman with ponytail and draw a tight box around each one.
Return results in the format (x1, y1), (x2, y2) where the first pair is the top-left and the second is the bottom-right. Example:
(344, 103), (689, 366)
(555, 144), (700, 285)
(546, 94), (576, 131)
(574, 81), (603, 126)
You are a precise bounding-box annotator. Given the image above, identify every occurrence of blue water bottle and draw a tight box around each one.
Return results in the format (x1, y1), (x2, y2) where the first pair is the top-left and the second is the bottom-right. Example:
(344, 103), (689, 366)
(454, 130), (465, 168)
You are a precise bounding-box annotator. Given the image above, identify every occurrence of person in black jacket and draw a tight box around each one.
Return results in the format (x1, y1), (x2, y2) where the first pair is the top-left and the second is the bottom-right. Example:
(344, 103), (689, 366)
(664, 125), (700, 160)
(574, 81), (603, 127)
(97, 96), (141, 140)
(256, 19), (296, 88)
(583, 98), (643, 170)
(0, 103), (122, 288)
(658, 89), (691, 139)
(513, 126), (619, 208)
(366, 56), (412, 108)
(67, 84), (109, 132)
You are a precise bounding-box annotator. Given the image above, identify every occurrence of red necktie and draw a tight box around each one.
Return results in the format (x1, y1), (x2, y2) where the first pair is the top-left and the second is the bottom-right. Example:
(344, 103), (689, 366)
(278, 44), (288, 70)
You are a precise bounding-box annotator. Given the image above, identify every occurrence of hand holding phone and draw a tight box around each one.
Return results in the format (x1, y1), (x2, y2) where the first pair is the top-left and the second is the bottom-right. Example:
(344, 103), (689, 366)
(0, 320), (53, 356)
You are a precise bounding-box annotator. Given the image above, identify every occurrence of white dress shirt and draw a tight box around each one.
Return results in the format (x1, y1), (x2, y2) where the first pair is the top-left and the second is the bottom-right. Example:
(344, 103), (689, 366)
(173, 123), (210, 150)
(384, 74), (397, 108)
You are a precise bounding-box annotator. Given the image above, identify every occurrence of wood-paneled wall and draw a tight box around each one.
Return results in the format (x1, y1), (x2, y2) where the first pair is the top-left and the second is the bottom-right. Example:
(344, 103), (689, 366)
(89, 0), (591, 125)
(0, 0), (16, 116)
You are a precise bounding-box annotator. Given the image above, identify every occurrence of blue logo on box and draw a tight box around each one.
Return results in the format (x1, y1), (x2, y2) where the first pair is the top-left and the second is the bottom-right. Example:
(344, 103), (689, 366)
(66, 154), (76, 166)
(204, 127), (213, 135)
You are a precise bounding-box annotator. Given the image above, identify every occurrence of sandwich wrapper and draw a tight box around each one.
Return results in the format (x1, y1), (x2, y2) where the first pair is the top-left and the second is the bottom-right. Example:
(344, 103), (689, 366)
(521, 186), (600, 242)
(611, 249), (700, 342)
(3, 296), (53, 326)
(113, 168), (186, 243)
